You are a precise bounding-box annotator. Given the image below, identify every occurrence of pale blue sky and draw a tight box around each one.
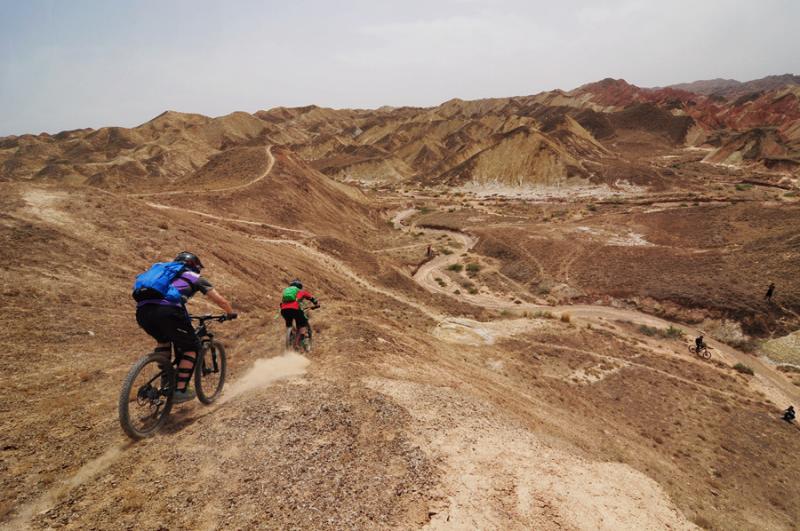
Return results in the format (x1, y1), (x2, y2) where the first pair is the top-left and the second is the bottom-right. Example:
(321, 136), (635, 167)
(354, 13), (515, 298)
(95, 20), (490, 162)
(1, 0), (798, 136)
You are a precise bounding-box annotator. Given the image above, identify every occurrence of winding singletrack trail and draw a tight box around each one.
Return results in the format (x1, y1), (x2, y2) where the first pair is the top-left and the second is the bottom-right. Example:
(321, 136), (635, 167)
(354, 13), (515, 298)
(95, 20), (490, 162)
(132, 145), (275, 197)
(146, 202), (312, 237)
(399, 209), (800, 406)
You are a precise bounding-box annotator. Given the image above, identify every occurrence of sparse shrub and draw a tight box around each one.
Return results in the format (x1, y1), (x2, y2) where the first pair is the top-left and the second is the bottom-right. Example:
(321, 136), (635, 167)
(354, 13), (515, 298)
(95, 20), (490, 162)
(453, 289), (461, 295)
(664, 325), (685, 340)
(638, 324), (684, 339)
(639, 325), (658, 336)
(447, 264), (463, 272)
(440, 248), (453, 255)
(514, 299), (522, 304)
(560, 313), (571, 323)
(468, 287), (478, 294)
(157, 222), (169, 230)
(587, 203), (597, 212)
(731, 338), (759, 353)
(466, 263), (481, 273)
(733, 363), (754, 375)
(533, 310), (554, 319)
(735, 183), (753, 191)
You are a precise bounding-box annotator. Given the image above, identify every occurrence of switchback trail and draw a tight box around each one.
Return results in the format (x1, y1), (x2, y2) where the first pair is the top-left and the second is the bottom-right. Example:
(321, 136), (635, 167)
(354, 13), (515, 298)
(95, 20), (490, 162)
(132, 145), (275, 197)
(399, 209), (800, 406)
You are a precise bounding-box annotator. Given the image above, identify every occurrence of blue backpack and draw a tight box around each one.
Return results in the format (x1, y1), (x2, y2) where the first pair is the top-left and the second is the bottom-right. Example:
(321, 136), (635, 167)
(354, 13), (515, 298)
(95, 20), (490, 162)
(132, 261), (186, 303)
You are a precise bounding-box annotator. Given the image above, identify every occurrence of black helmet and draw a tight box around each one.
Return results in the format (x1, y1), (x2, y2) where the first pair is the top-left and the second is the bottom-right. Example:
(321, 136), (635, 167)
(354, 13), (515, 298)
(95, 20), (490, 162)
(290, 279), (302, 289)
(175, 251), (204, 272)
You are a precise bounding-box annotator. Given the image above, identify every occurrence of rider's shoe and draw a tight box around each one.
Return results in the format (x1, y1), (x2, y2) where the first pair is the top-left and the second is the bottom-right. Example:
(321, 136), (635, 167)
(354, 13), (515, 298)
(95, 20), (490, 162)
(173, 388), (196, 404)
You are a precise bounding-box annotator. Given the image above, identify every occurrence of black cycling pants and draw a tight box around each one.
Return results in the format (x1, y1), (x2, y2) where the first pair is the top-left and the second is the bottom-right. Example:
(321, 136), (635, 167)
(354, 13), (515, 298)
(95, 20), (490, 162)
(281, 308), (308, 329)
(136, 304), (200, 352)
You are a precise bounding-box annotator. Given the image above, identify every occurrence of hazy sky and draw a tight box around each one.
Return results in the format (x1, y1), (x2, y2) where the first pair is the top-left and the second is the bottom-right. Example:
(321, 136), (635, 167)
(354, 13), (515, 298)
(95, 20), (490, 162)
(1, 0), (798, 136)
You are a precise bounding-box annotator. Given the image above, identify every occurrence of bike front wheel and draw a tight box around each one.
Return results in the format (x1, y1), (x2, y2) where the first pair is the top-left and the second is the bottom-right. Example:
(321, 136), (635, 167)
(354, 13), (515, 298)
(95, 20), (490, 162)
(119, 353), (175, 440)
(195, 340), (226, 404)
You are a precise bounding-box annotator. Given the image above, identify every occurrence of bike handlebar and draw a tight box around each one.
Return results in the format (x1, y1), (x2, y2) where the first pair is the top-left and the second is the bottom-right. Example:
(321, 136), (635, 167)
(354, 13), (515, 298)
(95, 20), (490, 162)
(190, 313), (237, 323)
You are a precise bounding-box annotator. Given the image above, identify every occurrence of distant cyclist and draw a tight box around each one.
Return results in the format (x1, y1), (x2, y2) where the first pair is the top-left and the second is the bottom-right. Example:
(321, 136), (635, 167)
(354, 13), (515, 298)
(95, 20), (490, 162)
(783, 405), (796, 423)
(695, 334), (707, 354)
(280, 279), (319, 349)
(134, 252), (235, 403)
(765, 282), (776, 304)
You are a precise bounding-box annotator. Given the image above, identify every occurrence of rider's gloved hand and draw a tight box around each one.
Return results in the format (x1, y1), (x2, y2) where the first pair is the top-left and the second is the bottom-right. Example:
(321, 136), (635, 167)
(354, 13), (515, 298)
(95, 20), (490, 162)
(226, 312), (238, 321)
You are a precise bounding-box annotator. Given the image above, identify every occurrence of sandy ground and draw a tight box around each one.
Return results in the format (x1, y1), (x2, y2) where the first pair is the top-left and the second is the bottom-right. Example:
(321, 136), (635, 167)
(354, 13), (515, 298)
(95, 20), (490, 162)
(2, 142), (800, 530)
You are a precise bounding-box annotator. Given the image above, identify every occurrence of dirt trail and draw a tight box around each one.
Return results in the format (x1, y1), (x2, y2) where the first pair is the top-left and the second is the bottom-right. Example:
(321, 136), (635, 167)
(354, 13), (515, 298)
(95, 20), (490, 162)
(1, 445), (130, 531)
(132, 145), (275, 197)
(401, 209), (800, 406)
(252, 236), (442, 321)
(3, 351), (310, 529)
(145, 202), (312, 237)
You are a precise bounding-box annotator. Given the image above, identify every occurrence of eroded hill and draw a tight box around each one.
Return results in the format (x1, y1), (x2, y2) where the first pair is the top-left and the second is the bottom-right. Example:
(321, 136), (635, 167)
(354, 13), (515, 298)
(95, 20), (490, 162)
(2, 76), (800, 530)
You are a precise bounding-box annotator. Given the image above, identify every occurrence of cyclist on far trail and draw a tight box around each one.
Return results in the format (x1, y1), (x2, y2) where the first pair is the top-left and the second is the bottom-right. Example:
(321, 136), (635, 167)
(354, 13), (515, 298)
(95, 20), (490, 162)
(133, 252), (236, 403)
(280, 279), (319, 348)
(695, 334), (707, 353)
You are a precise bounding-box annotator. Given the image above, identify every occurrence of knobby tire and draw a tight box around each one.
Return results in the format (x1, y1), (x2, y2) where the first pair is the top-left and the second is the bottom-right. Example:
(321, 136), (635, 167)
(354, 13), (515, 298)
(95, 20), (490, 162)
(195, 340), (226, 404)
(119, 353), (175, 440)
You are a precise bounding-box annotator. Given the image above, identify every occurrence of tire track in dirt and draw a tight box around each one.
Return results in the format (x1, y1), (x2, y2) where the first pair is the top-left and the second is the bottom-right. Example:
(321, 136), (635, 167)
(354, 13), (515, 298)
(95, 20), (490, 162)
(3, 351), (312, 529)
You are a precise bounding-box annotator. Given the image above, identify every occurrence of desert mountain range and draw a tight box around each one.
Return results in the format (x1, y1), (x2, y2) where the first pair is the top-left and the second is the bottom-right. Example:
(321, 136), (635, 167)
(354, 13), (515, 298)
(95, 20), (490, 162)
(2, 74), (800, 529)
(2, 74), (799, 190)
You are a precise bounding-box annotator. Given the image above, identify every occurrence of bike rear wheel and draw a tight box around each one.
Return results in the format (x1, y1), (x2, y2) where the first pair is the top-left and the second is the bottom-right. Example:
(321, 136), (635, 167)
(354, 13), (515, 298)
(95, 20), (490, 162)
(286, 328), (295, 351)
(699, 348), (711, 360)
(302, 327), (312, 353)
(195, 340), (226, 404)
(119, 353), (175, 440)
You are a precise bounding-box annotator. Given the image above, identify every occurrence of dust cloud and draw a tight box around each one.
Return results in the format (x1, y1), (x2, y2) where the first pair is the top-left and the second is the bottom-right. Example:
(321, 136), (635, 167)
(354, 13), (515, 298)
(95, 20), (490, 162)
(221, 351), (310, 403)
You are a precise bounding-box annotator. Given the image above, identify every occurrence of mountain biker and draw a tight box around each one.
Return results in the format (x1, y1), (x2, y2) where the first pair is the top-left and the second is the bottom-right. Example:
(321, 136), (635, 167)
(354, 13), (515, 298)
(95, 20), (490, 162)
(280, 279), (319, 348)
(695, 334), (707, 353)
(765, 282), (776, 303)
(784, 405), (796, 423)
(135, 252), (235, 403)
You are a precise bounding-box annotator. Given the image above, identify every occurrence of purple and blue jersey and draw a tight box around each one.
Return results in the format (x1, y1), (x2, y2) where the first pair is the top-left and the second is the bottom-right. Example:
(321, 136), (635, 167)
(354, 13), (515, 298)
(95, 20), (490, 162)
(137, 270), (213, 307)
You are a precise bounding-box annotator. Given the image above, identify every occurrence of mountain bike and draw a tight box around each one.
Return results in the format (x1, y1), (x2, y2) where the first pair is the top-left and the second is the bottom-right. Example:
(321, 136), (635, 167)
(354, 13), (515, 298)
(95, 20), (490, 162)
(285, 303), (319, 353)
(118, 313), (235, 440)
(688, 344), (712, 360)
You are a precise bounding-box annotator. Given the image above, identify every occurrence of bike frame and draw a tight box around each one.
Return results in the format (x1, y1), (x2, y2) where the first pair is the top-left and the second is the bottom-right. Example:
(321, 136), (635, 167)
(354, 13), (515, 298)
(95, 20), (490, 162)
(287, 303), (315, 350)
(157, 315), (226, 387)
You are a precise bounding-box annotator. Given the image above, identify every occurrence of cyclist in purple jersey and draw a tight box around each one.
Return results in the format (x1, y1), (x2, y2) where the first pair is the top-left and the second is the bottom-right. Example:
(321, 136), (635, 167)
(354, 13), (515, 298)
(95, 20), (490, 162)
(135, 251), (235, 403)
